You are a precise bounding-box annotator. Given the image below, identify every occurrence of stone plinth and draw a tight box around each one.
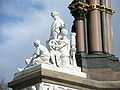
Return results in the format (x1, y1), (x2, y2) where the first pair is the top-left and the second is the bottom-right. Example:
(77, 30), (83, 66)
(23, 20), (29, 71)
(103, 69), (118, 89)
(8, 64), (120, 90)
(76, 53), (120, 81)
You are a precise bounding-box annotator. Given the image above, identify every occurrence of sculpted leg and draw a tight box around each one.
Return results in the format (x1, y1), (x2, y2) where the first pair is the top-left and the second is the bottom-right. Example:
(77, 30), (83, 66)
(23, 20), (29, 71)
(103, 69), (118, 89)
(50, 52), (57, 66)
(61, 56), (70, 68)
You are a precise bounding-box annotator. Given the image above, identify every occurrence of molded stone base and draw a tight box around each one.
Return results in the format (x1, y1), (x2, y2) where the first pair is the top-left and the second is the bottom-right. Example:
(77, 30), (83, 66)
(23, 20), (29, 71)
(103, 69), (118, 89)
(9, 64), (86, 89)
(21, 82), (77, 90)
(8, 64), (120, 90)
(76, 53), (120, 81)
(14, 64), (86, 79)
(83, 68), (120, 81)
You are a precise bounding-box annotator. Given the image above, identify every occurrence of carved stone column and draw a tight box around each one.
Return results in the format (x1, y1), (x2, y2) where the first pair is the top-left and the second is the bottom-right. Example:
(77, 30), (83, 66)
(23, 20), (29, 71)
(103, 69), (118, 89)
(69, 3), (87, 53)
(106, 0), (114, 55)
(68, 0), (88, 67)
(88, 0), (103, 53)
(101, 0), (108, 54)
(75, 16), (85, 52)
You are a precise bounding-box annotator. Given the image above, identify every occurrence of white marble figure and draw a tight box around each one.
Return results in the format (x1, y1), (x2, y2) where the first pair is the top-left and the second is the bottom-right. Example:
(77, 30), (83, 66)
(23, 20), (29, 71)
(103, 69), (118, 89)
(47, 11), (77, 68)
(48, 32), (61, 67)
(48, 40), (61, 67)
(18, 11), (78, 72)
(50, 11), (65, 39)
(51, 29), (71, 68)
(25, 40), (51, 67)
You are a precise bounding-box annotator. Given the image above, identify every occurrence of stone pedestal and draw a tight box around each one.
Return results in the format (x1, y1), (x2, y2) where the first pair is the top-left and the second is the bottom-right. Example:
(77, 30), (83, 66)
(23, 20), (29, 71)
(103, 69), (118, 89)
(8, 64), (86, 90)
(8, 64), (120, 90)
(76, 53), (120, 81)
(68, 0), (119, 83)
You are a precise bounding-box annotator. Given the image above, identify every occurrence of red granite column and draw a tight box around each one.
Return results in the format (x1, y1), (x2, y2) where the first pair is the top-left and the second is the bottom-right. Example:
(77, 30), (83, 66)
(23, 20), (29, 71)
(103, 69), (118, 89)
(75, 20), (85, 52)
(106, 0), (114, 55)
(89, 0), (103, 53)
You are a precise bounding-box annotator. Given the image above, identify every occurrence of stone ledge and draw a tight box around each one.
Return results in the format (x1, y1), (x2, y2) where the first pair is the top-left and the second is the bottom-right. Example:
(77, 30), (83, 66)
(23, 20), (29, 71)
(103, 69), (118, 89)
(8, 64), (120, 90)
(14, 64), (86, 79)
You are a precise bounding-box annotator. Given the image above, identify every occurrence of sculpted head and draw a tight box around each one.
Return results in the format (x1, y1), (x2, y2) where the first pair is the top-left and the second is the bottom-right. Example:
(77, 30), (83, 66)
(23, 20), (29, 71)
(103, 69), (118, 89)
(33, 40), (40, 47)
(61, 29), (68, 36)
(51, 11), (59, 20)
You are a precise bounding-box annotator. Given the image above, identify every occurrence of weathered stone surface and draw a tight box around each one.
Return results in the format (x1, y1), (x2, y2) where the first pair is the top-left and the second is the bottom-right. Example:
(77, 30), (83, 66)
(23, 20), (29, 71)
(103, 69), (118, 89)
(8, 64), (120, 90)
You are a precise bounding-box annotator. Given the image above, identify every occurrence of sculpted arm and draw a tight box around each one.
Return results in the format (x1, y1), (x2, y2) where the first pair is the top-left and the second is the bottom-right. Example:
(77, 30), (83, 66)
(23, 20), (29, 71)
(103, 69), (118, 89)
(33, 47), (40, 59)
(52, 41), (67, 49)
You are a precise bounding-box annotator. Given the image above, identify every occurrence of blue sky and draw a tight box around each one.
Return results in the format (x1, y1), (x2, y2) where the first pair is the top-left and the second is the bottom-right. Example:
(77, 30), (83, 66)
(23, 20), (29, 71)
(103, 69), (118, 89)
(0, 0), (120, 82)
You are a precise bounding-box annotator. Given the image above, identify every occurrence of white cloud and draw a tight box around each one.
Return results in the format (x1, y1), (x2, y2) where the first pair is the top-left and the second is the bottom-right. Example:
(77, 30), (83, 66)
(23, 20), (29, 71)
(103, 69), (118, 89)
(0, 0), (73, 81)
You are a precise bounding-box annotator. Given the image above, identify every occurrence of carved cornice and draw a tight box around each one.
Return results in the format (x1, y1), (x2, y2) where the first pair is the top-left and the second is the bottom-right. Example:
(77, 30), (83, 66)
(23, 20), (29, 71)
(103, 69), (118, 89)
(88, 4), (115, 15)
(68, 1), (115, 17)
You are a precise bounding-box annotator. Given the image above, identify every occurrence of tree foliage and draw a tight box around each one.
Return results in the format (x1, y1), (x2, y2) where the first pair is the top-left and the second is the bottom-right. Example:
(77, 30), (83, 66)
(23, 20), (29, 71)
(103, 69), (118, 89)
(0, 79), (9, 90)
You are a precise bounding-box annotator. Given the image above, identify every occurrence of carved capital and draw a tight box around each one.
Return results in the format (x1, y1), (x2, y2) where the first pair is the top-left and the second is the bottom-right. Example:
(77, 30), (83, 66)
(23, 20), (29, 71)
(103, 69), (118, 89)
(71, 10), (87, 20)
(68, 0), (88, 20)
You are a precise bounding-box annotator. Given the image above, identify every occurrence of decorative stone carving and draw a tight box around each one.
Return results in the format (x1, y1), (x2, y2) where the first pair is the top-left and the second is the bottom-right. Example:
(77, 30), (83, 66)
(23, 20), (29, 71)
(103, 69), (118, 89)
(50, 11), (65, 39)
(46, 11), (78, 68)
(47, 37), (61, 67)
(17, 40), (51, 72)
(47, 29), (71, 68)
(17, 11), (78, 71)
(21, 82), (78, 90)
(48, 27), (77, 68)
(25, 40), (51, 67)
(55, 29), (71, 68)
